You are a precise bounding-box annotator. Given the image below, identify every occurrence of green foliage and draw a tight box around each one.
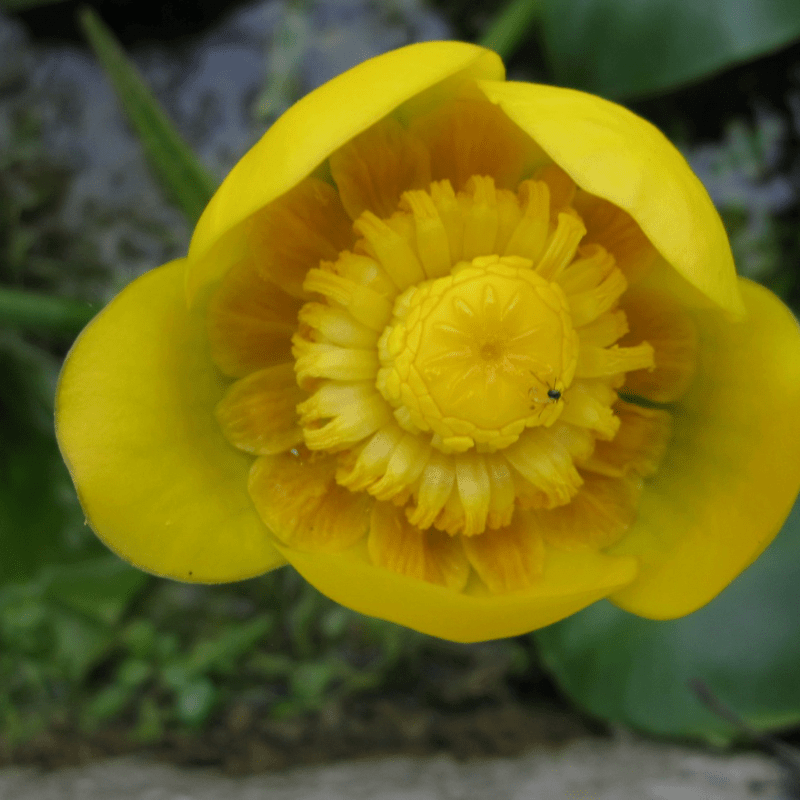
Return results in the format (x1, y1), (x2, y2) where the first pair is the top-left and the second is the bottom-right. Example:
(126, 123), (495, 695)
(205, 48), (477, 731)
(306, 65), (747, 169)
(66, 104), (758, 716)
(78, 7), (217, 224)
(0, 334), (96, 584)
(0, 288), (99, 334)
(479, 0), (543, 61)
(0, 556), (148, 745)
(534, 497), (800, 744)
(540, 0), (800, 99)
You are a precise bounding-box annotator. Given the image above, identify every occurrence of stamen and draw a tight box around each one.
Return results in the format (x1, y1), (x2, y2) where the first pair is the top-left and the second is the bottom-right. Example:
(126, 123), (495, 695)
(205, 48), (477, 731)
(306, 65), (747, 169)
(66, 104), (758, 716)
(298, 382), (392, 450)
(406, 449), (456, 529)
(556, 380), (621, 440)
(535, 212), (587, 281)
(568, 268), (628, 328)
(354, 211), (426, 289)
(504, 180), (550, 262)
(461, 176), (499, 259)
(429, 180), (464, 263)
(336, 424), (404, 491)
(535, 164), (576, 218)
(576, 342), (655, 379)
(454, 452), (492, 536)
(503, 428), (584, 509)
(292, 338), (380, 383)
(399, 190), (452, 279)
(303, 268), (393, 332)
(334, 251), (397, 296)
(298, 303), (378, 349)
(486, 452), (516, 529)
(369, 432), (432, 502)
(577, 310), (629, 349)
(495, 188), (524, 254)
(557, 244), (616, 295)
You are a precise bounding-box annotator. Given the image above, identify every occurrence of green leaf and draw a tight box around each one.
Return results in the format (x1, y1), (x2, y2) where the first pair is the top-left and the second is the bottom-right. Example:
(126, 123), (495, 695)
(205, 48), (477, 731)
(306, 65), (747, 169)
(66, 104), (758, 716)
(41, 556), (149, 626)
(288, 660), (339, 707)
(175, 677), (217, 726)
(179, 614), (274, 677)
(81, 683), (136, 728)
(49, 608), (112, 682)
(78, 7), (217, 223)
(0, 334), (93, 584)
(0, 287), (100, 334)
(480, 0), (543, 61)
(535, 497), (800, 743)
(541, 0), (800, 99)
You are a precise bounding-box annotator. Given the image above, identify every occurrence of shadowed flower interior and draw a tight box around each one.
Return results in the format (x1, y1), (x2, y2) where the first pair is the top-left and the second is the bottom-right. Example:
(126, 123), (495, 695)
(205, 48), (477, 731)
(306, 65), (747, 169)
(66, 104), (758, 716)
(209, 96), (691, 596)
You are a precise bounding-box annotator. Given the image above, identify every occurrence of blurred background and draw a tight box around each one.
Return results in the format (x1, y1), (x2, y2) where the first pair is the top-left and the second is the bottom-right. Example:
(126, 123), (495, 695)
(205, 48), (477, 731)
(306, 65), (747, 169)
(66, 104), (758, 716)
(1, 0), (799, 773)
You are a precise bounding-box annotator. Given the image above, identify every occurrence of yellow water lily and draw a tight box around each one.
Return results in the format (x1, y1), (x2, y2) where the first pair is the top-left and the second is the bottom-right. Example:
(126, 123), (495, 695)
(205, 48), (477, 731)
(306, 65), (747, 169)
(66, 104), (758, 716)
(56, 41), (800, 642)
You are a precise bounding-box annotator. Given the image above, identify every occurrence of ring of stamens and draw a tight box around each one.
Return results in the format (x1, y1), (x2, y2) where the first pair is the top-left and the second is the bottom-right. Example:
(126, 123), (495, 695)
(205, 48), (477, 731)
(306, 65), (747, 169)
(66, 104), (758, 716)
(290, 174), (656, 537)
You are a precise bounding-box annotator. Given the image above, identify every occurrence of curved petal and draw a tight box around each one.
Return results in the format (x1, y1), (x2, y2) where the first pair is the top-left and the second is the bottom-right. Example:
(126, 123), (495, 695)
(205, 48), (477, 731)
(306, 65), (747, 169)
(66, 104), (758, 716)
(478, 80), (744, 317)
(56, 260), (285, 582)
(187, 42), (505, 299)
(275, 540), (637, 642)
(248, 450), (371, 552)
(609, 280), (800, 617)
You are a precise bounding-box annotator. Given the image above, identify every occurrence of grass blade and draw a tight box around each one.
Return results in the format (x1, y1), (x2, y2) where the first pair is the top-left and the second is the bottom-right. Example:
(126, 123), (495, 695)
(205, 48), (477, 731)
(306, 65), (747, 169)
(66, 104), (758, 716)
(78, 6), (217, 224)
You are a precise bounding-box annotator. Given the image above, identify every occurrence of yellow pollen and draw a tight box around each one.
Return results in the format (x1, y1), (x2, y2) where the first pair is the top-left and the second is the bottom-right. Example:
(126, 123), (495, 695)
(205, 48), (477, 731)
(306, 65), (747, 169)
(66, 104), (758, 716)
(376, 255), (579, 453)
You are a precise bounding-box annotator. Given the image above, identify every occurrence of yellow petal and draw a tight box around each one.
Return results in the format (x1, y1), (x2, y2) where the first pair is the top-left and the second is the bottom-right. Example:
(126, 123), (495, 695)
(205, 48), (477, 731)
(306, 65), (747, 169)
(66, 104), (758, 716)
(187, 42), (504, 299)
(329, 116), (431, 220)
(538, 473), (641, 552)
(573, 191), (658, 285)
(249, 450), (371, 552)
(248, 177), (354, 299)
(55, 260), (284, 582)
(410, 97), (546, 191)
(478, 80), (745, 317)
(215, 363), (305, 455)
(462, 512), (545, 592)
(610, 280), (800, 617)
(275, 538), (637, 642)
(206, 255), (299, 378)
(619, 285), (699, 403)
(368, 502), (470, 590)
(581, 401), (672, 478)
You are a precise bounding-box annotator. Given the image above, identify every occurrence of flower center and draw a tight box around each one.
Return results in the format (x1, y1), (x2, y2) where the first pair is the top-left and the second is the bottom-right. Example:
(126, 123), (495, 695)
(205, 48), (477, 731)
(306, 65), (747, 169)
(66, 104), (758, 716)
(377, 255), (578, 453)
(209, 169), (660, 543)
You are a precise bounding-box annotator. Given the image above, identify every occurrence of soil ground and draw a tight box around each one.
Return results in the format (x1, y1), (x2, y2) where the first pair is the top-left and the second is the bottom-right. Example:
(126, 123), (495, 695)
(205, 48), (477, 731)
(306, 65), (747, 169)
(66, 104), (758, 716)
(3, 697), (589, 773)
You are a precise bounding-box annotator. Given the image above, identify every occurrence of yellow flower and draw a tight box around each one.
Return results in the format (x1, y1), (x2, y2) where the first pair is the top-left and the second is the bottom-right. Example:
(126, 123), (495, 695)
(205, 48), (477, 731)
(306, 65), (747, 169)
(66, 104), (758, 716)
(56, 41), (800, 642)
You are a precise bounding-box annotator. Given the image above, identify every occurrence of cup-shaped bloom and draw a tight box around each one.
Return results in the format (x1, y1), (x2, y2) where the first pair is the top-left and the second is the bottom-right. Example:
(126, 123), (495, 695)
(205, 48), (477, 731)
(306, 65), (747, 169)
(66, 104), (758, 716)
(56, 42), (800, 642)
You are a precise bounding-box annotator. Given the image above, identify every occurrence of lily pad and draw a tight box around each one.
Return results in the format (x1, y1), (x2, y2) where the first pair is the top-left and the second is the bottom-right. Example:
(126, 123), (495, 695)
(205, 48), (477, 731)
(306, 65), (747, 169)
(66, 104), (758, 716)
(534, 496), (800, 743)
(541, 0), (800, 99)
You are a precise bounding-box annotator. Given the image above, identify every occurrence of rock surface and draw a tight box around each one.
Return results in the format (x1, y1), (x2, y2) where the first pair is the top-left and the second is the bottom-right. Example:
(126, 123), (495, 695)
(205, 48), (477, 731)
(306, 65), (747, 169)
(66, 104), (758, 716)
(0, 735), (792, 800)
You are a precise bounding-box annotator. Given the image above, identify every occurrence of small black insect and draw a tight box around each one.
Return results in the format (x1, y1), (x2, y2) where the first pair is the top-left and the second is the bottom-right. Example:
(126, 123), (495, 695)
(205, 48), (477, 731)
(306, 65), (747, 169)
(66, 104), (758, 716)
(528, 371), (564, 411)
